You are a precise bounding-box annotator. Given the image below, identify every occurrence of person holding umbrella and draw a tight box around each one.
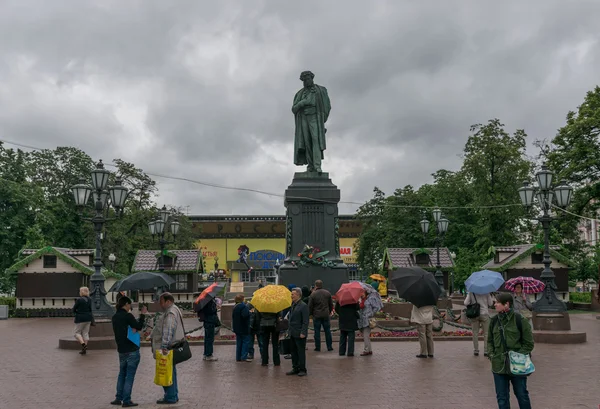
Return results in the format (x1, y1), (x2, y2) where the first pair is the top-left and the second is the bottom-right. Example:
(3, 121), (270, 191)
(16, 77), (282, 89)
(410, 304), (434, 358)
(505, 277), (543, 327)
(390, 266), (442, 359)
(464, 270), (504, 357)
(357, 283), (383, 356)
(194, 282), (225, 362)
(464, 291), (495, 357)
(250, 284), (292, 366)
(334, 282), (363, 357)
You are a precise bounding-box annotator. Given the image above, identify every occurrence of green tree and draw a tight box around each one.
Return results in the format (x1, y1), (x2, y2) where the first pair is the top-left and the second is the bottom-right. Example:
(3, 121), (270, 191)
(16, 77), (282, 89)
(461, 119), (532, 251)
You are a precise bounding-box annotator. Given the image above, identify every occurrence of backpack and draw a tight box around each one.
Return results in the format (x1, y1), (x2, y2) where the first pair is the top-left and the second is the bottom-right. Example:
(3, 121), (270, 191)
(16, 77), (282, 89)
(465, 294), (481, 318)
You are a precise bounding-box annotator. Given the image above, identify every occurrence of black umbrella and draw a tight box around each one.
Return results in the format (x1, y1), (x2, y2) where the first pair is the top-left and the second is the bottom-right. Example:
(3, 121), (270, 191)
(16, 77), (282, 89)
(390, 266), (441, 308)
(108, 272), (175, 292)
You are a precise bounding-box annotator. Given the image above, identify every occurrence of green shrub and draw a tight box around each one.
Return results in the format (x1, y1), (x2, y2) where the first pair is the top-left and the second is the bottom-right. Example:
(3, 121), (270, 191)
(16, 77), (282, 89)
(0, 297), (16, 317)
(569, 292), (592, 303)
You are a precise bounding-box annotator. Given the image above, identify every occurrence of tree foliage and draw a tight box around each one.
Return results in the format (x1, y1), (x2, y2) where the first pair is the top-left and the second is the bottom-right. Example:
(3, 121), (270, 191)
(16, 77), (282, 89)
(0, 145), (193, 292)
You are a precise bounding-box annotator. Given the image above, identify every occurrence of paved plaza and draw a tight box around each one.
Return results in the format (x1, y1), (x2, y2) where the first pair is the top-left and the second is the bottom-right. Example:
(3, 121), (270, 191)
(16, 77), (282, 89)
(0, 314), (598, 409)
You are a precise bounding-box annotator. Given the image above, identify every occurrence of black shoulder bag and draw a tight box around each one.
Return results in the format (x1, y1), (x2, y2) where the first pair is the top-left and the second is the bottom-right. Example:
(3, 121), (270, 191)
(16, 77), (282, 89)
(465, 294), (481, 319)
(169, 308), (192, 365)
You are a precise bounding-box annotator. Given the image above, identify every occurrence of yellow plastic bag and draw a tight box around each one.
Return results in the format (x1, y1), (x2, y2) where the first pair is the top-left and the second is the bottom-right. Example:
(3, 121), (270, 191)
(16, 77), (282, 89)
(154, 350), (173, 386)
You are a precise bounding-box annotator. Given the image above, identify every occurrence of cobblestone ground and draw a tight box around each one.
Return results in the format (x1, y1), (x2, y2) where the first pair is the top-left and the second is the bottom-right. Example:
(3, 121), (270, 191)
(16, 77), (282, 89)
(0, 313), (598, 409)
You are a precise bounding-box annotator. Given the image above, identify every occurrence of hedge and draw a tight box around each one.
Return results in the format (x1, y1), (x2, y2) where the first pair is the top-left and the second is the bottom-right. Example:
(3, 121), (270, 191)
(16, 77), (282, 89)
(569, 292), (592, 304)
(0, 296), (16, 316)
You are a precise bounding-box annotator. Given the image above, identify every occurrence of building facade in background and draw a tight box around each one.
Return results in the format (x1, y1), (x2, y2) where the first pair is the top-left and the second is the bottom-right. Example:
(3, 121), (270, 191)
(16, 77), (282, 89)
(189, 215), (362, 282)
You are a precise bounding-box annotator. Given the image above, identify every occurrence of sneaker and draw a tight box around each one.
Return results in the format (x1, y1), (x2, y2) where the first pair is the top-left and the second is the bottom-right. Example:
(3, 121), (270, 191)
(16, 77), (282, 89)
(347, 354), (354, 357)
(122, 402), (138, 408)
(474, 352), (479, 356)
(110, 400), (122, 406)
(297, 371), (307, 377)
(244, 358), (253, 362)
(286, 370), (299, 376)
(327, 348), (334, 352)
(416, 354), (427, 358)
(204, 355), (218, 361)
(428, 355), (434, 358)
(313, 348), (320, 352)
(284, 354), (292, 359)
(156, 399), (178, 404)
(360, 351), (372, 356)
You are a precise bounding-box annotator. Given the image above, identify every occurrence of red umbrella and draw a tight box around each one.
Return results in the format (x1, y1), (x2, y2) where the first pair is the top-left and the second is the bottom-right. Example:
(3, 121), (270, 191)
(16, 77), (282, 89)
(194, 282), (225, 311)
(504, 276), (545, 294)
(336, 282), (364, 306)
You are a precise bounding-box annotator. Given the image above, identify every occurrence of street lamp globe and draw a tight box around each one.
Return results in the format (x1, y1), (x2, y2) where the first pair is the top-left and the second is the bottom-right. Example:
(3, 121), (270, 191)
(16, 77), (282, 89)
(155, 218), (166, 235)
(90, 160), (111, 191)
(71, 180), (92, 207)
(438, 217), (449, 234)
(535, 165), (553, 191)
(109, 176), (128, 210)
(432, 208), (442, 223)
(160, 205), (170, 223)
(108, 253), (116, 262)
(148, 220), (157, 236)
(554, 180), (573, 208)
(518, 181), (535, 207)
(420, 218), (430, 235)
(170, 220), (180, 236)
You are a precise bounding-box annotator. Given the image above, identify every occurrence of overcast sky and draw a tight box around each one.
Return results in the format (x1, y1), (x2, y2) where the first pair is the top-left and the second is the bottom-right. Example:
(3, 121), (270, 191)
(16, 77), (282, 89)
(1, 0), (599, 215)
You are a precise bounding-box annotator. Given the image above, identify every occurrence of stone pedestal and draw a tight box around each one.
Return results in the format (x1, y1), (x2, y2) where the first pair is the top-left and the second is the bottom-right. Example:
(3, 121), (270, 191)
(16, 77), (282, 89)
(58, 319), (116, 350)
(531, 311), (586, 344)
(279, 172), (348, 293)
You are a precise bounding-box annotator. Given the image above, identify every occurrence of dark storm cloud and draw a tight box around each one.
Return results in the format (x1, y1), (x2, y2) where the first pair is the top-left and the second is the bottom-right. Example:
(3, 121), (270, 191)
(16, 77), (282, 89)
(1, 0), (599, 214)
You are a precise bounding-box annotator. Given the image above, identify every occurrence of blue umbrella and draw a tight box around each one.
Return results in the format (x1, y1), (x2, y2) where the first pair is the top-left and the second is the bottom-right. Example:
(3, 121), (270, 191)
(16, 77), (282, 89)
(465, 270), (504, 294)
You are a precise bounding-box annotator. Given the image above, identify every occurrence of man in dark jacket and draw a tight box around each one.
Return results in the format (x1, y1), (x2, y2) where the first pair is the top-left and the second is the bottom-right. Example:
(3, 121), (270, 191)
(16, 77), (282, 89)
(334, 301), (359, 357)
(111, 296), (147, 407)
(232, 294), (252, 362)
(200, 298), (219, 361)
(286, 287), (309, 376)
(308, 280), (334, 352)
(247, 303), (263, 361)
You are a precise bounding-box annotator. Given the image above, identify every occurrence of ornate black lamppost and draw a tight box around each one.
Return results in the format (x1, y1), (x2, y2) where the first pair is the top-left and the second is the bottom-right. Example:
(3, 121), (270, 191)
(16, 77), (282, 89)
(518, 165), (573, 313)
(148, 205), (180, 273)
(420, 208), (450, 297)
(71, 160), (128, 318)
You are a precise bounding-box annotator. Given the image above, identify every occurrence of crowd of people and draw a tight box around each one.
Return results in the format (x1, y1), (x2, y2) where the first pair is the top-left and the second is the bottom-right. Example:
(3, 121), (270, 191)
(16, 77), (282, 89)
(69, 279), (536, 408)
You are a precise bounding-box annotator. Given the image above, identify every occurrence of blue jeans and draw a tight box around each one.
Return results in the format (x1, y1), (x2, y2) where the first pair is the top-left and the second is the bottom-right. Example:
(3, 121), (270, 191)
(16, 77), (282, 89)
(204, 323), (215, 357)
(313, 317), (333, 350)
(116, 350), (141, 404)
(162, 363), (178, 403)
(493, 373), (531, 409)
(235, 333), (250, 361)
(248, 332), (264, 359)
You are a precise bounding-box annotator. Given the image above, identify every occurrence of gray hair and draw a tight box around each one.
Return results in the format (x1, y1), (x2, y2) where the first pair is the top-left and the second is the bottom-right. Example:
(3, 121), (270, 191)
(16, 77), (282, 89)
(292, 287), (302, 297)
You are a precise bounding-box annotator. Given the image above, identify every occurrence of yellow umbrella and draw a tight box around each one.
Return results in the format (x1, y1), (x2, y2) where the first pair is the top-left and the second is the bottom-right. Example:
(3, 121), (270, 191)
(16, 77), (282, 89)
(251, 285), (292, 313)
(370, 274), (387, 282)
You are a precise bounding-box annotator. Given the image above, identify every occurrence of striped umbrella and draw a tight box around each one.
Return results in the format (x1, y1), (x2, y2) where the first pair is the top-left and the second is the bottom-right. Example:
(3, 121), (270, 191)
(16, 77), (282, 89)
(504, 277), (545, 294)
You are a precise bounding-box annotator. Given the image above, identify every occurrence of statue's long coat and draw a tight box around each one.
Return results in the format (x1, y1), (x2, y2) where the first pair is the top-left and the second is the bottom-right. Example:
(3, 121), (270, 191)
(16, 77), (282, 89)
(293, 84), (331, 166)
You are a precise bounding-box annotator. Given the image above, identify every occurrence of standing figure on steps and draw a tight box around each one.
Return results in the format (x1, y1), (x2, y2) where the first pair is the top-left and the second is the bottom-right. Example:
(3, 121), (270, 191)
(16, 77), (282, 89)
(292, 71), (331, 173)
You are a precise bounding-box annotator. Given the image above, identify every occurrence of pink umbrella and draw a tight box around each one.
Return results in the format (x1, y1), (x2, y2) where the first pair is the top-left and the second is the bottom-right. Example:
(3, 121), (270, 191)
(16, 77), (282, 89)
(505, 276), (545, 294)
(336, 282), (364, 306)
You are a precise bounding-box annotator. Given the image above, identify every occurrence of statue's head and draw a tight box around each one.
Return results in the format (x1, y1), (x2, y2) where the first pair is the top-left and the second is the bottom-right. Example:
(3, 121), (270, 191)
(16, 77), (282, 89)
(300, 71), (314, 87)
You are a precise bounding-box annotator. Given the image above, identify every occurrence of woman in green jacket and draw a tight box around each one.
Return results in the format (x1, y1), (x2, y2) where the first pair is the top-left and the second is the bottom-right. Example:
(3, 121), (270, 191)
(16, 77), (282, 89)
(487, 293), (534, 409)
